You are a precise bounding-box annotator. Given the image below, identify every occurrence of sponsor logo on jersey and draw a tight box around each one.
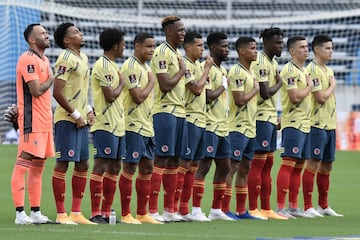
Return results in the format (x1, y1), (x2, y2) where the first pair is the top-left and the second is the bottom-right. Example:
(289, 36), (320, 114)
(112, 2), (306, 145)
(159, 60), (167, 69)
(129, 74), (137, 83)
(27, 64), (35, 73)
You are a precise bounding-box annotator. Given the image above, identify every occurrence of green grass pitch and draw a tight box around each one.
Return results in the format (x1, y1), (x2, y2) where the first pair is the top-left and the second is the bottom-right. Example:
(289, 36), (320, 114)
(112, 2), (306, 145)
(0, 144), (359, 240)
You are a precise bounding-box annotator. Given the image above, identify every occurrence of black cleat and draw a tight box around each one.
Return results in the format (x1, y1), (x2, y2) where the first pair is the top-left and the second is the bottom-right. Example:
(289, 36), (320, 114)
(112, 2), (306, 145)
(90, 215), (108, 224)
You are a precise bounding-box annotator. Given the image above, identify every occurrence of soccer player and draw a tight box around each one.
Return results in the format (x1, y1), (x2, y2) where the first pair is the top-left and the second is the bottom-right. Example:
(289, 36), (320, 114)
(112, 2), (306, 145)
(302, 34), (343, 217)
(173, 31), (213, 220)
(276, 36), (313, 218)
(119, 32), (162, 224)
(89, 28), (126, 224)
(222, 37), (260, 220)
(248, 27), (286, 220)
(11, 23), (54, 225)
(148, 15), (187, 222)
(192, 32), (233, 221)
(52, 22), (95, 225)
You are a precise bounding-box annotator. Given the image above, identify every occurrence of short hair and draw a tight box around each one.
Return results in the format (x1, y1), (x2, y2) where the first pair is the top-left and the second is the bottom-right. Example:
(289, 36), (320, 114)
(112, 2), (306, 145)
(54, 22), (74, 49)
(23, 23), (41, 43)
(287, 35), (306, 50)
(235, 36), (256, 50)
(99, 28), (125, 51)
(207, 32), (227, 48)
(184, 31), (202, 45)
(312, 34), (332, 51)
(161, 15), (181, 30)
(134, 32), (154, 45)
(260, 27), (284, 43)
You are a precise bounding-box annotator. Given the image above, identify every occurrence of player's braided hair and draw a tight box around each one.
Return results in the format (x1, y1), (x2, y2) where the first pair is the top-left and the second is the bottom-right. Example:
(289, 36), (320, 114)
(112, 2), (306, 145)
(260, 27), (284, 42)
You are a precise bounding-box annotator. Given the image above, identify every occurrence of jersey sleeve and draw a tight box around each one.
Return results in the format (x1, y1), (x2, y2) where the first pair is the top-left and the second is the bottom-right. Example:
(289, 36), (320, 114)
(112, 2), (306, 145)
(152, 51), (170, 74)
(18, 55), (40, 83)
(55, 56), (76, 82)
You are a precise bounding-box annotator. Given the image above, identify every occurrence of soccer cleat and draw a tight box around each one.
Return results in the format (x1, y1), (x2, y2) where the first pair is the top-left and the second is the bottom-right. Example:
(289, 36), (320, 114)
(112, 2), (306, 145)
(136, 213), (163, 224)
(225, 211), (241, 220)
(249, 209), (268, 220)
(180, 213), (193, 222)
(121, 213), (142, 224)
(148, 212), (166, 223)
(316, 206), (344, 217)
(276, 208), (296, 219)
(287, 208), (307, 218)
(236, 210), (263, 220)
(162, 211), (185, 222)
(303, 207), (323, 218)
(30, 211), (53, 224)
(56, 213), (77, 225)
(15, 211), (34, 225)
(208, 209), (235, 221)
(189, 212), (211, 222)
(260, 209), (288, 220)
(70, 212), (97, 225)
(90, 215), (108, 224)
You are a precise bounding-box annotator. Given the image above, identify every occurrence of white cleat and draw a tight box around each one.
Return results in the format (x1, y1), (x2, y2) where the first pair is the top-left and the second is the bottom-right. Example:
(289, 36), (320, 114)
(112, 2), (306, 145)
(287, 208), (307, 218)
(30, 211), (53, 224)
(189, 212), (211, 222)
(276, 208), (296, 219)
(208, 209), (235, 221)
(15, 211), (34, 225)
(303, 207), (324, 218)
(316, 206), (344, 217)
(162, 211), (185, 222)
(148, 212), (166, 223)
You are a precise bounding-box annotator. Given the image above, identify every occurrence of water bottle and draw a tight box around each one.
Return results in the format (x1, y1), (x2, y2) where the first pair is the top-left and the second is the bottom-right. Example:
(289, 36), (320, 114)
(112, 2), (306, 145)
(109, 209), (116, 225)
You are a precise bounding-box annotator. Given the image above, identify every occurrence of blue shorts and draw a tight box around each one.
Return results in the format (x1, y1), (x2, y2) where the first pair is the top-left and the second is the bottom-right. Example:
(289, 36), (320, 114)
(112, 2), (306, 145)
(181, 122), (206, 161)
(310, 127), (336, 162)
(255, 121), (277, 152)
(55, 121), (89, 162)
(229, 131), (256, 161)
(204, 131), (230, 159)
(280, 127), (310, 160)
(125, 131), (155, 163)
(92, 130), (126, 160)
(153, 113), (187, 157)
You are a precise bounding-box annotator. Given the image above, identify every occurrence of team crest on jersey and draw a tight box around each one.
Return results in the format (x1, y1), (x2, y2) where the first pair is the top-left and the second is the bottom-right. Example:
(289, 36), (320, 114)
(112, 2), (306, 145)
(234, 150), (241, 157)
(205, 77), (210, 85)
(292, 147), (299, 154)
(68, 150), (75, 157)
(313, 78), (320, 87)
(313, 148), (321, 155)
(57, 65), (67, 75)
(262, 140), (269, 148)
(105, 74), (113, 82)
(104, 147), (112, 155)
(207, 146), (214, 153)
(259, 69), (266, 77)
(159, 60), (167, 69)
(27, 64), (35, 73)
(235, 79), (243, 88)
(185, 69), (192, 79)
(132, 151), (139, 159)
(287, 77), (295, 86)
(129, 74), (137, 83)
(161, 145), (169, 153)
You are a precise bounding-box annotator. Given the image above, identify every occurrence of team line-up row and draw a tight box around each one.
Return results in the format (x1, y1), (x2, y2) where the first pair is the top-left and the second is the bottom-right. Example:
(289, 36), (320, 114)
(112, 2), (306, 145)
(6, 15), (343, 226)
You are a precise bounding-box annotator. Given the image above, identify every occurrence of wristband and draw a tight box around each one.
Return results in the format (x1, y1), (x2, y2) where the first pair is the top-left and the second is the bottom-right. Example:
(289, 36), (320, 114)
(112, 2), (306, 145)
(70, 109), (81, 120)
(87, 104), (93, 114)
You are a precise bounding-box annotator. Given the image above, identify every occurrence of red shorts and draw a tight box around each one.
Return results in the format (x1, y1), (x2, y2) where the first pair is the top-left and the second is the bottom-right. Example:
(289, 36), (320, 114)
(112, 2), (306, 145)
(17, 132), (55, 159)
